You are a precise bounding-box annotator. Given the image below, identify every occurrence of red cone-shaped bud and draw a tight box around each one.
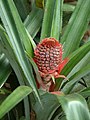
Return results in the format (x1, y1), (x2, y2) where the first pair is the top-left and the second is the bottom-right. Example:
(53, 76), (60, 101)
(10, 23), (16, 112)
(34, 38), (63, 74)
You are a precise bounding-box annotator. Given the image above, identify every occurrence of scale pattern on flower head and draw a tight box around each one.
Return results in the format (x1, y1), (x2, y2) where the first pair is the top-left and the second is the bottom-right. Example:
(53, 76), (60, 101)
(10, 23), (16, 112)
(34, 38), (63, 74)
(34, 37), (69, 91)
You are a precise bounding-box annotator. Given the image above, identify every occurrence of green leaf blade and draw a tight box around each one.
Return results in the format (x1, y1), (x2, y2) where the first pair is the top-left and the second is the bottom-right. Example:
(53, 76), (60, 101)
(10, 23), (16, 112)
(24, 6), (43, 39)
(50, 0), (63, 40)
(57, 94), (90, 120)
(0, 54), (11, 87)
(0, 86), (32, 119)
(0, 0), (41, 103)
(0, 0), (33, 56)
(62, 64), (90, 94)
(14, 0), (31, 21)
(55, 42), (90, 90)
(61, 0), (90, 58)
(40, 0), (55, 40)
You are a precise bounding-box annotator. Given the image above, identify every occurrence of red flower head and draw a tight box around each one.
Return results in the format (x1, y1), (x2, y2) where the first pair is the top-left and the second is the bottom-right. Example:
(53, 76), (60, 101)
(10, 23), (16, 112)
(34, 38), (68, 91)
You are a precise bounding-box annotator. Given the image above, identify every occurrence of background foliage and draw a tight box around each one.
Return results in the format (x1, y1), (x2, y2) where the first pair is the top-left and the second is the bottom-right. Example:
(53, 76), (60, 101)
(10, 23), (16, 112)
(0, 0), (90, 120)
